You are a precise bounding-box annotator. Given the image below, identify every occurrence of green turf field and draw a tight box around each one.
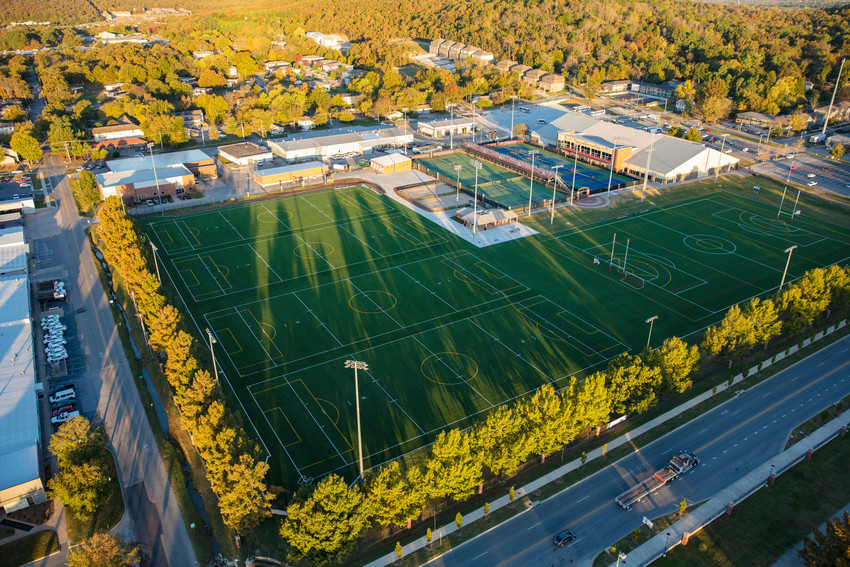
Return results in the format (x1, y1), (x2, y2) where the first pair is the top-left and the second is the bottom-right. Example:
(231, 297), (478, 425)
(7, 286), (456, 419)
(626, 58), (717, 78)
(141, 183), (850, 488)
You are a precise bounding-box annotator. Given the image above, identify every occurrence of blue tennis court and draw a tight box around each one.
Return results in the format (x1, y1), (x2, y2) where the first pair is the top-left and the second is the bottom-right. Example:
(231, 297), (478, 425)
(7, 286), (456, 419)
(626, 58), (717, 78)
(489, 143), (633, 191)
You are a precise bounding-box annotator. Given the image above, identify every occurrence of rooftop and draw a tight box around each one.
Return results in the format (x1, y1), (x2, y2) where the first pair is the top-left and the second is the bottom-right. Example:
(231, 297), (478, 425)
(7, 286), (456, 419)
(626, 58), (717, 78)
(255, 161), (327, 178)
(218, 142), (270, 159)
(107, 149), (213, 173)
(97, 163), (192, 187)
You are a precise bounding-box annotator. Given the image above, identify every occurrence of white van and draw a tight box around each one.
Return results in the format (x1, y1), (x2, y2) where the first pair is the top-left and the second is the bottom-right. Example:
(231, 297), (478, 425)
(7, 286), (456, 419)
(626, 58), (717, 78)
(49, 388), (76, 404)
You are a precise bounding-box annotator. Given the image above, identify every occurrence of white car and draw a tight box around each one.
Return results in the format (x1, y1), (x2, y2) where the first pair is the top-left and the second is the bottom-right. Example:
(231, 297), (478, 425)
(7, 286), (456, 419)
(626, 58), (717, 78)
(807, 181), (817, 186)
(806, 173), (816, 178)
(51, 410), (80, 425)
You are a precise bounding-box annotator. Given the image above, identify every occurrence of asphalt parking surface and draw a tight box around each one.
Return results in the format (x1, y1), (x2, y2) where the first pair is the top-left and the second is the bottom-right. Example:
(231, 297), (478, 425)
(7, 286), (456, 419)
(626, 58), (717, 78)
(752, 153), (850, 196)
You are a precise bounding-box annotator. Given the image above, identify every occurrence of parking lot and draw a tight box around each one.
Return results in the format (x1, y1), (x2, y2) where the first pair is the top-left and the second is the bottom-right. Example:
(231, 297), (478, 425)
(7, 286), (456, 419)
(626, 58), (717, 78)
(0, 172), (37, 202)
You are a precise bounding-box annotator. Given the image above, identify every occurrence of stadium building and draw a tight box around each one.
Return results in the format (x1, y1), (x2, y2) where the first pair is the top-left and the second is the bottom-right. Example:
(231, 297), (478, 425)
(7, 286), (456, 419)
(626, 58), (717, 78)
(418, 118), (476, 139)
(267, 126), (413, 162)
(531, 112), (739, 183)
(254, 161), (329, 186)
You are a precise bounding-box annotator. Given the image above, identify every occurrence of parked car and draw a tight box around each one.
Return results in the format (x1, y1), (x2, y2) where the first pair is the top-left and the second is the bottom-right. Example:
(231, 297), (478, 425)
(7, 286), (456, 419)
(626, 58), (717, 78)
(52, 404), (76, 417)
(146, 200), (155, 207)
(51, 410), (80, 425)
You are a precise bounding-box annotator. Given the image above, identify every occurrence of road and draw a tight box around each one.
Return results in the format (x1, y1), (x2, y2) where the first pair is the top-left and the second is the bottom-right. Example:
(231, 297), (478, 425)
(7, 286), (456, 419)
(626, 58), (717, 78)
(26, 154), (199, 567)
(426, 335), (850, 567)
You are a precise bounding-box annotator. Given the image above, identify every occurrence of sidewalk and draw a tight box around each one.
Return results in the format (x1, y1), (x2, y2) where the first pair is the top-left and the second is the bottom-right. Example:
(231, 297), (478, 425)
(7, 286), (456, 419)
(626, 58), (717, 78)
(363, 322), (847, 567)
(624, 408), (850, 566)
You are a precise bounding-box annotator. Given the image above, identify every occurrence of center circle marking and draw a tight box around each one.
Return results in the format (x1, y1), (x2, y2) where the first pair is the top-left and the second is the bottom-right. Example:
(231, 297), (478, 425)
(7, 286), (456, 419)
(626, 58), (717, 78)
(349, 290), (398, 314)
(421, 352), (479, 386)
(293, 242), (334, 258)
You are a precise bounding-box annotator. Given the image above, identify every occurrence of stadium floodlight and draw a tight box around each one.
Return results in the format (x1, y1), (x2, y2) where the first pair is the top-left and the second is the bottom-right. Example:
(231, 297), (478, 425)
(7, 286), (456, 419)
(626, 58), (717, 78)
(345, 360), (369, 480)
(471, 160), (483, 234)
(527, 150), (536, 214)
(779, 245), (797, 292)
(607, 136), (619, 198)
(148, 142), (163, 216)
(645, 315), (659, 349)
(714, 133), (728, 183)
(148, 238), (160, 282)
(551, 165), (561, 224)
(510, 95), (517, 139)
(205, 328), (221, 399)
(454, 164), (463, 202)
(641, 132), (656, 203)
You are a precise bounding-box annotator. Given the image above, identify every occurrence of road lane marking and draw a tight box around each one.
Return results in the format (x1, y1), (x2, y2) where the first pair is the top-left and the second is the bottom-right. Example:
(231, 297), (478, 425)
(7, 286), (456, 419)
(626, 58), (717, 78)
(473, 551), (489, 560)
(698, 428), (709, 434)
(577, 495), (590, 503)
(762, 392), (772, 398)
(527, 522), (542, 531)
(695, 358), (850, 455)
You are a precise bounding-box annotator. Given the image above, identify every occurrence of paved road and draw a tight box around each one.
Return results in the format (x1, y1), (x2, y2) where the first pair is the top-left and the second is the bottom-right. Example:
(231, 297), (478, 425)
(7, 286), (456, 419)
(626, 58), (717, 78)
(30, 155), (199, 567)
(426, 335), (850, 567)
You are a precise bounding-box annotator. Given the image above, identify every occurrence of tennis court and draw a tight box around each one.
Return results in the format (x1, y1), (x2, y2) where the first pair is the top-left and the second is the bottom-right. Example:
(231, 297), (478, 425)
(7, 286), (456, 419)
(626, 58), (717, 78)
(141, 182), (850, 488)
(490, 142), (633, 192)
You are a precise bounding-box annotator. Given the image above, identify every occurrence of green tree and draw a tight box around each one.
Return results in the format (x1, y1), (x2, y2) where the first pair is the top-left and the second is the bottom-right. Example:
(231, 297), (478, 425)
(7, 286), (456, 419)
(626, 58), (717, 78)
(679, 499), (688, 516)
(146, 304), (181, 352)
(48, 116), (90, 159)
(798, 510), (850, 566)
(567, 372), (611, 434)
(47, 460), (109, 519)
(830, 143), (845, 159)
(777, 268), (831, 332)
(653, 337), (700, 395)
(280, 474), (372, 565)
(10, 131), (42, 166)
(605, 354), (662, 414)
(517, 384), (573, 462)
(366, 461), (426, 528)
(476, 404), (527, 478)
(218, 453), (274, 533)
(702, 304), (755, 359)
(824, 265), (850, 313)
(67, 534), (139, 567)
(455, 512), (463, 530)
(742, 297), (781, 349)
(49, 417), (107, 468)
(685, 127), (702, 142)
(73, 170), (101, 212)
(197, 69), (226, 88)
(395, 541), (403, 559)
(424, 428), (482, 501)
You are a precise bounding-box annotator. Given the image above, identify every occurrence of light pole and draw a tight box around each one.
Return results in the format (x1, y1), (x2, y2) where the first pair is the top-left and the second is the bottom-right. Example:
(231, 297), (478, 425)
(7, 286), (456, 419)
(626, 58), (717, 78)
(205, 328), (221, 399)
(550, 165), (561, 224)
(471, 159), (482, 234)
(454, 164), (463, 203)
(148, 142), (162, 215)
(149, 239), (160, 282)
(527, 150), (535, 215)
(766, 464), (775, 487)
(510, 95), (517, 139)
(779, 245), (797, 291)
(570, 143), (579, 206)
(663, 531), (672, 557)
(642, 132), (656, 202)
(714, 134), (728, 183)
(606, 136), (619, 198)
(645, 315), (658, 349)
(615, 552), (627, 567)
(344, 359), (368, 480)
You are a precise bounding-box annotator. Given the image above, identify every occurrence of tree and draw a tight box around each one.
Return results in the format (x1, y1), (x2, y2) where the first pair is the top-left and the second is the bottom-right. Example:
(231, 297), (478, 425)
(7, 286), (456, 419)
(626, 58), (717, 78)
(798, 510), (850, 566)
(685, 127), (702, 142)
(742, 298), (781, 349)
(197, 69), (226, 88)
(146, 304), (182, 352)
(679, 499), (688, 517)
(424, 428), (482, 501)
(218, 453), (274, 533)
(49, 416), (107, 468)
(280, 474), (372, 565)
(10, 131), (42, 165)
(517, 384), (574, 461)
(605, 354), (662, 415)
(366, 461), (426, 528)
(73, 170), (101, 211)
(777, 268), (831, 333)
(47, 460), (109, 518)
(395, 541), (403, 559)
(831, 143), (845, 159)
(701, 304), (755, 360)
(67, 534), (139, 567)
(652, 337), (700, 395)
(476, 404), (527, 478)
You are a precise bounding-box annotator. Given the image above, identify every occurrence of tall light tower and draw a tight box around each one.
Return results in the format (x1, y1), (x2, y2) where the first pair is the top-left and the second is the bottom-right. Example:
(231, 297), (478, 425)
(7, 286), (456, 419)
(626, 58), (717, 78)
(148, 142), (162, 215)
(527, 150), (536, 215)
(779, 245), (797, 291)
(471, 159), (482, 234)
(344, 359), (369, 480)
(606, 136), (619, 198)
(205, 328), (221, 399)
(510, 95), (517, 139)
(641, 132), (656, 203)
(454, 164), (463, 203)
(550, 164), (561, 224)
(714, 134), (728, 183)
(645, 315), (659, 349)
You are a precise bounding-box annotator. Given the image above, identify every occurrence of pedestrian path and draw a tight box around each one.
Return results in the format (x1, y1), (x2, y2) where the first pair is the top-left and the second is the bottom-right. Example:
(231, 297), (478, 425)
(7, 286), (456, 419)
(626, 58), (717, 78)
(363, 322), (847, 567)
(770, 502), (850, 567)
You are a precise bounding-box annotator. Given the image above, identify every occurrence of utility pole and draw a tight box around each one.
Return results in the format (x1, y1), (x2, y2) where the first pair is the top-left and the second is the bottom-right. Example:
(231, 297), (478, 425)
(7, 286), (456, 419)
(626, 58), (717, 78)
(344, 360), (369, 480)
(822, 58), (845, 137)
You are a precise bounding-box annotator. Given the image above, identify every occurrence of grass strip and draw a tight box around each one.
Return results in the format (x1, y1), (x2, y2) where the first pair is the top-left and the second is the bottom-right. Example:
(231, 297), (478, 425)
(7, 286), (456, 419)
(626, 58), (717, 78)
(0, 531), (60, 567)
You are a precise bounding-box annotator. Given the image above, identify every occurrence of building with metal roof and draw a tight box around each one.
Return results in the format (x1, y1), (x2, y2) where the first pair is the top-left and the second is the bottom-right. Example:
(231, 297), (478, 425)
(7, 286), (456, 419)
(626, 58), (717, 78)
(0, 275), (45, 513)
(267, 126), (413, 162)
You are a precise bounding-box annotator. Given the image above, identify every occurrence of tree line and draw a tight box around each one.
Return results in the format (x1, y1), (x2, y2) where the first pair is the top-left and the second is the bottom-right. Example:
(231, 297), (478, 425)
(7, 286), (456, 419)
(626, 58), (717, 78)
(280, 262), (849, 565)
(95, 196), (274, 534)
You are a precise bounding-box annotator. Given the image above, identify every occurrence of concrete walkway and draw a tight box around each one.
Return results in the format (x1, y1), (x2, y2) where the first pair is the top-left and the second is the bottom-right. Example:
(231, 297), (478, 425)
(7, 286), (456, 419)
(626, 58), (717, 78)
(624, 409), (850, 566)
(770, 502), (850, 567)
(363, 321), (847, 567)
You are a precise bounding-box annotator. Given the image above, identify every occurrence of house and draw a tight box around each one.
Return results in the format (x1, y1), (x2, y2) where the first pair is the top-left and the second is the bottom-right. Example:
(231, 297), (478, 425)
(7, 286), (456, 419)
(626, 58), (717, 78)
(735, 111), (776, 129)
(297, 118), (315, 131)
(265, 61), (290, 71)
(523, 69), (547, 88)
(0, 123), (14, 135)
(496, 60), (517, 73)
(227, 66), (238, 78)
(429, 38), (447, 55)
(300, 54), (323, 65)
(539, 74), (565, 93)
(471, 51), (494, 64)
(192, 87), (212, 97)
(193, 50), (215, 60)
(676, 100), (687, 112)
(509, 64), (532, 78)
(176, 110), (205, 129)
(92, 122), (144, 142)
